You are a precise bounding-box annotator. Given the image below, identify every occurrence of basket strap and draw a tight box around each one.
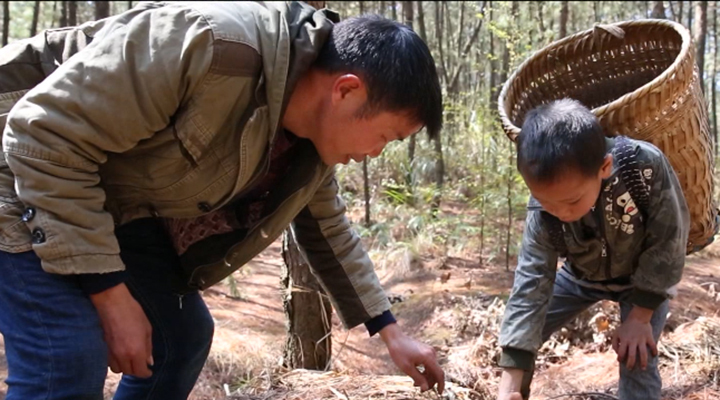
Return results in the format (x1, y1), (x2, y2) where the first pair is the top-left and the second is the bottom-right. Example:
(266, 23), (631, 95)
(615, 136), (650, 220)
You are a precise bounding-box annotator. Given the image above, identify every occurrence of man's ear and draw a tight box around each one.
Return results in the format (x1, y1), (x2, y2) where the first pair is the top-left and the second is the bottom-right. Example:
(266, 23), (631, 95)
(600, 154), (613, 179)
(331, 73), (365, 104)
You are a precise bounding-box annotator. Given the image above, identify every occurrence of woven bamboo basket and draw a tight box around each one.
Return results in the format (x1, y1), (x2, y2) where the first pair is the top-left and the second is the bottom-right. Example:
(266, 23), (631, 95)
(498, 19), (718, 254)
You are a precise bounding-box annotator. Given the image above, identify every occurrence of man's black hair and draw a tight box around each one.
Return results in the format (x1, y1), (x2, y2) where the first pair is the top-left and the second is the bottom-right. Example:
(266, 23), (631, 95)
(313, 14), (443, 139)
(517, 98), (607, 183)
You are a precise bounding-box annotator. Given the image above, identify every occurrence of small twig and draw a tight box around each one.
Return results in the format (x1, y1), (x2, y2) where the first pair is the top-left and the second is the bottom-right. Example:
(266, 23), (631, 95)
(547, 392), (619, 400)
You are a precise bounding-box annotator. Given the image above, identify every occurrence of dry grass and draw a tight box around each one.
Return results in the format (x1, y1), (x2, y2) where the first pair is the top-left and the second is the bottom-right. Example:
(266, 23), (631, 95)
(229, 368), (487, 400)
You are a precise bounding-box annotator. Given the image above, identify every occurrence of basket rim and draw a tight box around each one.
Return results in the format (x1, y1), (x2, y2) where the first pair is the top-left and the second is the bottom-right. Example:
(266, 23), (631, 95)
(498, 18), (693, 141)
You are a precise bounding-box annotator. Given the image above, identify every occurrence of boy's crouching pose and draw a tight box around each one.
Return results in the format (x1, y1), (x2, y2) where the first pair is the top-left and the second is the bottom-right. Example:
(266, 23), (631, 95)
(496, 99), (690, 400)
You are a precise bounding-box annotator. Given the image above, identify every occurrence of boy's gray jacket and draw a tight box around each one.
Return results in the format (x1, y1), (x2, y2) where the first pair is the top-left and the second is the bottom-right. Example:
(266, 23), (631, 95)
(0, 1), (392, 329)
(499, 137), (690, 370)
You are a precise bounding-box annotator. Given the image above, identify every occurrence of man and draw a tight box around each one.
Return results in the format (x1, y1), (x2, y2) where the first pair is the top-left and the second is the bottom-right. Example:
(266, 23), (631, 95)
(0, 2), (445, 399)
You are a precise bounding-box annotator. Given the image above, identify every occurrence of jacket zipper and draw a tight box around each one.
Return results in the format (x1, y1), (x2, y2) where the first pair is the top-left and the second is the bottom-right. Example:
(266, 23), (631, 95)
(597, 198), (612, 280)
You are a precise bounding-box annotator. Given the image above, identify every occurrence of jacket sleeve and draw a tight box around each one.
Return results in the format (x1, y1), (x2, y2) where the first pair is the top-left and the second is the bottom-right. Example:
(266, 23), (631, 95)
(628, 149), (690, 309)
(2, 4), (215, 275)
(498, 210), (559, 371)
(291, 169), (392, 330)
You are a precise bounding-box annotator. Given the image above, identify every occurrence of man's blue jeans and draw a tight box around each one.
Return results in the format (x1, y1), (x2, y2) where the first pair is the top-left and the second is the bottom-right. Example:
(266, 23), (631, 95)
(0, 218), (215, 399)
(521, 267), (668, 400)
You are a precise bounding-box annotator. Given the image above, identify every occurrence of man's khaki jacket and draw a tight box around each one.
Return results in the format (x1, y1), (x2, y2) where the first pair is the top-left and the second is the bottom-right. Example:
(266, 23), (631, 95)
(0, 1), (391, 329)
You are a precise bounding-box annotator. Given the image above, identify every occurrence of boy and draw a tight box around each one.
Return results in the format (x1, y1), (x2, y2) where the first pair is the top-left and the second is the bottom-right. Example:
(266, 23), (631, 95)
(496, 99), (690, 400)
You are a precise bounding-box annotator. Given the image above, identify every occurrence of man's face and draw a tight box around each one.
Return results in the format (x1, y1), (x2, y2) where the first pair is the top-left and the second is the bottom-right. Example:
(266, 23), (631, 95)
(315, 109), (423, 166)
(524, 156), (613, 223)
(307, 73), (424, 166)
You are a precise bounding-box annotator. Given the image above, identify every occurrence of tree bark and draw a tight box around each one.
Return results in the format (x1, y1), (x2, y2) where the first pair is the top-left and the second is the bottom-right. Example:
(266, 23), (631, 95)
(30, 1), (40, 37)
(594, 1), (601, 22)
(688, 0), (694, 29)
(712, 0), (718, 156)
(68, 1), (77, 26)
(405, 1), (417, 166)
(391, 0), (397, 20)
(281, 229), (332, 370)
(694, 1), (708, 92)
(60, 1), (67, 27)
(559, 1), (569, 38)
(1, 1), (8, 47)
(95, 1), (110, 20)
(128, 1), (133, 10)
(651, 1), (666, 17)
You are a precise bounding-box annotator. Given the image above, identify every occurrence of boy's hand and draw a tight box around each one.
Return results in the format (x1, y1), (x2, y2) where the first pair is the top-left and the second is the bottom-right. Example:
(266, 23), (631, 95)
(497, 368), (524, 400)
(612, 306), (657, 371)
(379, 323), (445, 394)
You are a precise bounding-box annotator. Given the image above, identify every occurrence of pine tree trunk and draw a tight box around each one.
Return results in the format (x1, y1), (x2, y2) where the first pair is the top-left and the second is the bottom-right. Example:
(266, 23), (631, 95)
(281, 0), (332, 372)
(712, 0), (718, 156)
(60, 1), (67, 27)
(652, 1), (666, 17)
(68, 1), (77, 26)
(559, 1), (569, 38)
(95, 1), (110, 20)
(2, 1), (9, 46)
(281, 230), (332, 370)
(30, 1), (40, 37)
(694, 1), (708, 92)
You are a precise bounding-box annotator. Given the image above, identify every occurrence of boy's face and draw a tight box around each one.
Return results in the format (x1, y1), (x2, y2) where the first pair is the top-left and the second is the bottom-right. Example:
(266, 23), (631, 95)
(525, 155), (614, 222)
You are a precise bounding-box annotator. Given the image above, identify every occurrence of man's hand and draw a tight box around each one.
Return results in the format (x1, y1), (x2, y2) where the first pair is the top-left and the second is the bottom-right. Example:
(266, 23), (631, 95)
(497, 368), (524, 400)
(612, 306), (657, 371)
(379, 323), (445, 394)
(90, 283), (154, 378)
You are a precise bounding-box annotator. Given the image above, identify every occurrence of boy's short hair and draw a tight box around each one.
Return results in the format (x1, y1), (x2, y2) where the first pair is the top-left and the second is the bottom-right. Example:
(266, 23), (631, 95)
(516, 98), (607, 183)
(313, 15), (443, 140)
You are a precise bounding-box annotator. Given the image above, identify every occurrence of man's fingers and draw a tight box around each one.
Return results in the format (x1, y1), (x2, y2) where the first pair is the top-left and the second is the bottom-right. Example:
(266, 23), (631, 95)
(146, 329), (154, 367)
(131, 354), (153, 379)
(404, 364), (429, 392)
(626, 343), (637, 370)
(423, 360), (445, 394)
(108, 354), (121, 374)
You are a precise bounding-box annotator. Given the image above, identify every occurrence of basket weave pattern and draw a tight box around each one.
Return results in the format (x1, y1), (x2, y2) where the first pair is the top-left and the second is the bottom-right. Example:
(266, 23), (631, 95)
(499, 19), (717, 253)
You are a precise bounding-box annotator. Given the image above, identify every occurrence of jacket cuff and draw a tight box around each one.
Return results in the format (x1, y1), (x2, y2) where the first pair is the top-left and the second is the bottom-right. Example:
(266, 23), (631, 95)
(628, 288), (667, 310)
(499, 347), (535, 371)
(78, 270), (128, 295)
(364, 310), (397, 337)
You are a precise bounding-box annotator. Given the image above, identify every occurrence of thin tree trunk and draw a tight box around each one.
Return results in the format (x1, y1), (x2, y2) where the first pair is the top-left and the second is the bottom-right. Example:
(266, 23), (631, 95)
(68, 1), (77, 26)
(594, 1), (601, 22)
(407, 1), (417, 165)
(60, 1), (67, 27)
(669, 0), (678, 20)
(537, 1), (546, 43)
(281, 230), (332, 370)
(488, 1), (497, 111)
(713, 0), (718, 156)
(96, 1), (110, 20)
(380, 0), (385, 17)
(688, 0), (694, 29)
(680, 0), (685, 22)
(652, 1), (666, 17)
(559, 1), (569, 38)
(128, 1), (133, 10)
(694, 1), (708, 93)
(30, 1), (40, 37)
(391, 0), (397, 20)
(2, 1), (9, 47)
(50, 1), (57, 28)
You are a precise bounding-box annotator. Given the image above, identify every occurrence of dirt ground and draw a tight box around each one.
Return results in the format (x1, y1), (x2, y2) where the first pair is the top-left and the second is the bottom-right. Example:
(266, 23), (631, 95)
(1, 238), (720, 400)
